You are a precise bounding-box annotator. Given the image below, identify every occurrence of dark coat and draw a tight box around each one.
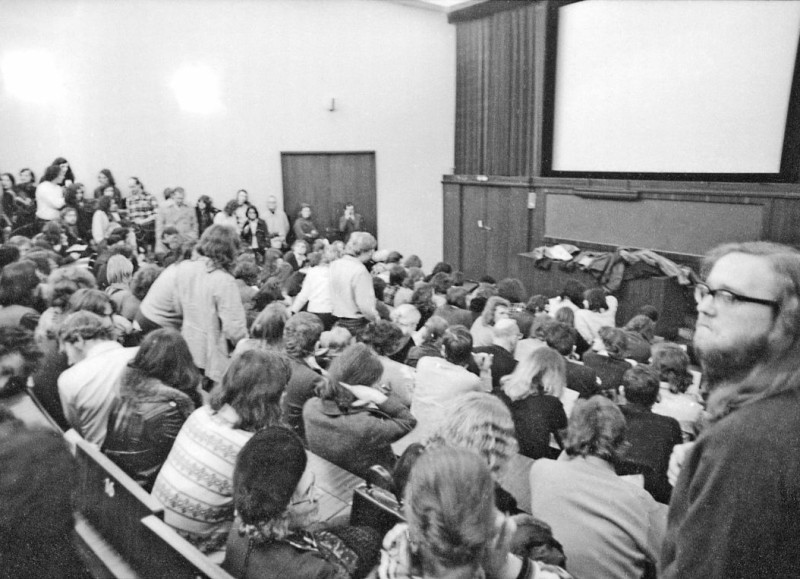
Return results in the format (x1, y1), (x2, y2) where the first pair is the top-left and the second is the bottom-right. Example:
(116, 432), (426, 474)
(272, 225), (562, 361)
(474, 345), (518, 394)
(582, 352), (632, 393)
(496, 391), (567, 460)
(281, 358), (326, 441)
(102, 382), (194, 491)
(303, 392), (416, 479)
(565, 359), (601, 399)
(241, 219), (269, 252)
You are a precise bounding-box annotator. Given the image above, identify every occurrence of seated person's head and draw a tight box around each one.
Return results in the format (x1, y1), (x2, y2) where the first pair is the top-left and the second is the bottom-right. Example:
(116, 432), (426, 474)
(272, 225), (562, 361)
(445, 286), (468, 309)
(130, 265), (162, 302)
(345, 232), (377, 258)
(429, 272), (452, 296)
(0, 327), (42, 397)
(58, 311), (117, 364)
(233, 426), (317, 541)
(624, 314), (655, 342)
(403, 254), (422, 269)
(544, 321), (576, 357)
(318, 326), (353, 360)
(404, 446), (497, 578)
(211, 350), (291, 432)
(233, 260), (260, 287)
(161, 226), (181, 250)
(526, 294), (548, 315)
(67, 288), (116, 317)
(440, 325), (473, 366)
(564, 396), (627, 465)
(529, 313), (554, 341)
(421, 315), (448, 346)
(372, 276), (386, 302)
(386, 251), (403, 265)
(584, 288), (609, 312)
(105, 254), (134, 285)
(317, 343), (383, 408)
(598, 326), (628, 359)
(427, 391), (518, 478)
(481, 296), (511, 327)
(637, 304), (659, 323)
(492, 318), (521, 350)
(560, 280), (586, 305)
(651, 342), (693, 394)
(284, 312), (324, 360)
(250, 303), (289, 346)
(496, 278), (526, 304)
(502, 347), (566, 401)
(553, 306), (575, 327)
(388, 264), (407, 287)
(622, 365), (660, 407)
(390, 304), (421, 336)
(361, 319), (404, 357)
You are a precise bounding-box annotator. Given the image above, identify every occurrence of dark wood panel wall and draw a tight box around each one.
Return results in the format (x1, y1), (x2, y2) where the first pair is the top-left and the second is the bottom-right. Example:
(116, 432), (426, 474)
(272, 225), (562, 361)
(445, 0), (800, 281)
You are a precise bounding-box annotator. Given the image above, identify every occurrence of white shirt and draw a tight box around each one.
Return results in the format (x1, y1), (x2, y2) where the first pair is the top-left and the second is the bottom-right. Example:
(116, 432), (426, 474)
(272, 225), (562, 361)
(291, 265), (333, 314)
(58, 341), (139, 445)
(264, 209), (290, 240)
(35, 181), (65, 220)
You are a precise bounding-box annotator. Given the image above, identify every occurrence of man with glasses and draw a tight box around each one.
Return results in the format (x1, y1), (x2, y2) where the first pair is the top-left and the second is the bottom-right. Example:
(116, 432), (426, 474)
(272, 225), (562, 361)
(660, 242), (800, 578)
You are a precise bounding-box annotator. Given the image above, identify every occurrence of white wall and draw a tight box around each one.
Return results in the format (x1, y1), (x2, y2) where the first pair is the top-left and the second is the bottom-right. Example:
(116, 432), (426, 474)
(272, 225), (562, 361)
(0, 0), (455, 267)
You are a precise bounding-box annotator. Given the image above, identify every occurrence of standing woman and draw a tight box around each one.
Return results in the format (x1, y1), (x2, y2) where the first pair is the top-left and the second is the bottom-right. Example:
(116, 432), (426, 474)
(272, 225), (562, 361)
(102, 329), (198, 491)
(195, 195), (218, 237)
(51, 157), (74, 186)
(240, 205), (269, 260)
(35, 164), (65, 231)
(93, 169), (120, 202)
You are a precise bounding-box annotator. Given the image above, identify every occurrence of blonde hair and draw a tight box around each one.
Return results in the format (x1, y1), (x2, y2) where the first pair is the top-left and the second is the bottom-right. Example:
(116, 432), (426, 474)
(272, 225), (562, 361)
(501, 347), (566, 401)
(105, 254), (134, 285)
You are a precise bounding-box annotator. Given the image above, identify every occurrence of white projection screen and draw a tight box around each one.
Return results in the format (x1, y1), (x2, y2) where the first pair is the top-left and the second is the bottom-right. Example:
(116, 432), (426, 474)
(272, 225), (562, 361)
(550, 0), (800, 176)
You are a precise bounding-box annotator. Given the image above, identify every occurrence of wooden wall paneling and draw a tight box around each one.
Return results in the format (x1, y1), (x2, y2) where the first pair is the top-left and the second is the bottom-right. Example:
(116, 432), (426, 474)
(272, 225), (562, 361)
(328, 153), (378, 238)
(765, 197), (800, 247)
(455, 20), (487, 174)
(442, 182), (464, 268)
(281, 153), (330, 220)
(461, 185), (488, 279)
(484, 187), (531, 280)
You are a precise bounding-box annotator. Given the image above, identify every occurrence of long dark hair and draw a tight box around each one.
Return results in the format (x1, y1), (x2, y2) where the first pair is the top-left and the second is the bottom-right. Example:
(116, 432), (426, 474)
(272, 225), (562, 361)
(118, 329), (201, 399)
(210, 350), (291, 431)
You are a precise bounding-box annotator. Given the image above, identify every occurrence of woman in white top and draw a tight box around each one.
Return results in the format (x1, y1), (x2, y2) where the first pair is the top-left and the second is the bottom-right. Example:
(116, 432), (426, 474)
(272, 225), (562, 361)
(290, 243), (342, 330)
(35, 164), (65, 223)
(650, 342), (705, 441)
(91, 196), (121, 246)
(213, 199), (240, 230)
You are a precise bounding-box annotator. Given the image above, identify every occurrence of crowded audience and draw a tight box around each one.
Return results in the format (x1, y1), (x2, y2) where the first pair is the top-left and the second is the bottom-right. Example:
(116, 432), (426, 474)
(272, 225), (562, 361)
(4, 158), (795, 579)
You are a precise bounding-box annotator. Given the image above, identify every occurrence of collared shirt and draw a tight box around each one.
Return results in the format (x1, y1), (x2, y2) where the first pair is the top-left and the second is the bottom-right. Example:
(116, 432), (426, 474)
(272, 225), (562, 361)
(58, 341), (139, 445)
(127, 190), (159, 223)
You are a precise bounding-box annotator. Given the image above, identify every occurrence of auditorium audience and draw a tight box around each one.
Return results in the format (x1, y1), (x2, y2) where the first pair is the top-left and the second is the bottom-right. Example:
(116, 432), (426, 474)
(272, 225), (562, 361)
(196, 195), (218, 237)
(387, 303), (420, 363)
(290, 243), (341, 330)
(361, 319), (416, 407)
(545, 321), (600, 399)
(574, 288), (618, 347)
(530, 396), (667, 579)
(303, 343), (416, 479)
(155, 186), (198, 252)
(622, 313), (657, 363)
(0, 259), (41, 331)
(232, 302), (289, 357)
(474, 318), (520, 393)
(152, 349), (291, 553)
(582, 326), (632, 399)
(514, 312), (550, 362)
(405, 314), (448, 368)
(104, 254), (139, 321)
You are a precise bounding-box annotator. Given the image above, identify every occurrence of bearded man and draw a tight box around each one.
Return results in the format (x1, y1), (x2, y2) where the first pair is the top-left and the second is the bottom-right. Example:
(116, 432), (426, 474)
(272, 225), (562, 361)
(660, 242), (800, 578)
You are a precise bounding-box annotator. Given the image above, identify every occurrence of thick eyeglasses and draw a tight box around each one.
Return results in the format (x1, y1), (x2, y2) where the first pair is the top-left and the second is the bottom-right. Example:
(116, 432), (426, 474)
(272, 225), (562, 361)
(694, 282), (779, 310)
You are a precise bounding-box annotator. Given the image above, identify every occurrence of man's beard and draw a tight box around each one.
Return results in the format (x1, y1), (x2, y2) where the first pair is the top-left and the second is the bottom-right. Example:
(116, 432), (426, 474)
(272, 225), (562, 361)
(695, 333), (771, 389)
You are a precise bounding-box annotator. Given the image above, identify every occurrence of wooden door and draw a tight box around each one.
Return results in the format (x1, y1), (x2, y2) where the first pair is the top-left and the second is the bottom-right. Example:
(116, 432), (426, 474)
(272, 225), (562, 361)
(461, 186), (488, 280)
(281, 152), (377, 242)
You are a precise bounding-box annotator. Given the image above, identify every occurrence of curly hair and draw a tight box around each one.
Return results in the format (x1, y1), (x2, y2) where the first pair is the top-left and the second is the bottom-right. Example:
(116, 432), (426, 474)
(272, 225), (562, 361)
(361, 320), (404, 357)
(651, 342), (693, 394)
(564, 396), (627, 464)
(129, 265), (163, 302)
(404, 446), (496, 576)
(426, 392), (518, 478)
(283, 312), (323, 360)
(58, 311), (117, 344)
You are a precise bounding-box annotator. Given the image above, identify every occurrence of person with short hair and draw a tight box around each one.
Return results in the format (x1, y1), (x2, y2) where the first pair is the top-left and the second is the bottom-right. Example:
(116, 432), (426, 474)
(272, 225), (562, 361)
(303, 343), (416, 478)
(338, 201), (362, 243)
(155, 186), (197, 253)
(620, 365), (682, 504)
(660, 241), (800, 578)
(545, 321), (600, 399)
(263, 195), (290, 248)
(57, 311), (139, 445)
(328, 231), (379, 335)
(153, 350), (291, 553)
(547, 280), (585, 315)
(405, 315), (448, 368)
(530, 396), (667, 579)
(290, 243), (341, 330)
(650, 342), (704, 441)
(474, 318), (520, 393)
(361, 319), (416, 407)
(292, 203), (319, 245)
(622, 314), (656, 363)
